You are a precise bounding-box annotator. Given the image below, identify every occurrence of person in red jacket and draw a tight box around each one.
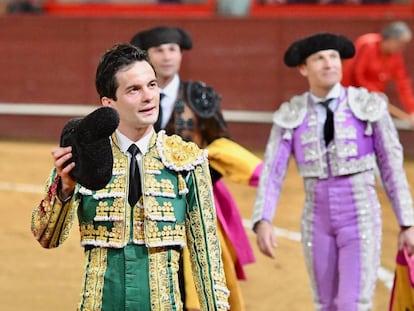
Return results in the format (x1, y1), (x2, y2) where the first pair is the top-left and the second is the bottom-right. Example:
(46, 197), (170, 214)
(342, 21), (414, 125)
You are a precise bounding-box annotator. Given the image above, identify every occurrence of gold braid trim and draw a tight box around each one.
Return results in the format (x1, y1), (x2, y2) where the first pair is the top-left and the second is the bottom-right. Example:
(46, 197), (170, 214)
(31, 169), (78, 248)
(78, 248), (107, 311)
(186, 163), (230, 310)
(148, 248), (182, 310)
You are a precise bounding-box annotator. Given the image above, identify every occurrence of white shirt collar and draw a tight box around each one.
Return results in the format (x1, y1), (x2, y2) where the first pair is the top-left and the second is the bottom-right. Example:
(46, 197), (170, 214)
(161, 74), (180, 100)
(116, 129), (153, 155)
(310, 82), (341, 103)
(159, 74), (180, 128)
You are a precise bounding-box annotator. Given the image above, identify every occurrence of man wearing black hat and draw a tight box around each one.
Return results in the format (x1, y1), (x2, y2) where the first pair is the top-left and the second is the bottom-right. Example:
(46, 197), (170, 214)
(252, 33), (414, 310)
(130, 25), (229, 145)
(31, 43), (229, 311)
(131, 26), (261, 311)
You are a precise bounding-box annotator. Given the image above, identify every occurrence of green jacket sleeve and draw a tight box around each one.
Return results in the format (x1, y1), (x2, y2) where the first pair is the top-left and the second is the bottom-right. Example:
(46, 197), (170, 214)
(185, 160), (230, 310)
(31, 168), (78, 249)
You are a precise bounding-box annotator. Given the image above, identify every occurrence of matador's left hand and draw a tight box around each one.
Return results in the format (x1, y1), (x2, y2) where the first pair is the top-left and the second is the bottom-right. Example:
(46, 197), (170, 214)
(398, 226), (414, 255)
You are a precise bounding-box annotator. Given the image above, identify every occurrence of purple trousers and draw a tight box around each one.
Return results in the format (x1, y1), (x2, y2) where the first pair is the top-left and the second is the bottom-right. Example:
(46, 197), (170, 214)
(301, 170), (382, 311)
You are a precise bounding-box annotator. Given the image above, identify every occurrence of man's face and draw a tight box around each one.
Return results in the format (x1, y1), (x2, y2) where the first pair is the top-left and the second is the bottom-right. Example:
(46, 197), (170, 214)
(299, 49), (342, 93)
(384, 34), (412, 54)
(104, 61), (159, 136)
(147, 43), (182, 80)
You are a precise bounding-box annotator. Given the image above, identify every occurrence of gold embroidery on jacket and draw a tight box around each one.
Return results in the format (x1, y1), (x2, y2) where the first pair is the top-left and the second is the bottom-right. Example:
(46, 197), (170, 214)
(156, 132), (207, 171)
(144, 174), (176, 198)
(145, 157), (164, 175)
(80, 221), (126, 247)
(48, 200), (74, 248)
(133, 204), (145, 244)
(148, 248), (182, 310)
(187, 165), (230, 310)
(145, 219), (186, 248)
(108, 172), (126, 193)
(78, 247), (107, 311)
(146, 196), (176, 222)
(94, 197), (125, 221)
(31, 172), (78, 248)
(76, 132), (206, 251)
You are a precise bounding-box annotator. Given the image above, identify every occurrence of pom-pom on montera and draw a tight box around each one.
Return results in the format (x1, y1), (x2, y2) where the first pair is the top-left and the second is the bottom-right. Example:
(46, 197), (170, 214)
(60, 107), (120, 190)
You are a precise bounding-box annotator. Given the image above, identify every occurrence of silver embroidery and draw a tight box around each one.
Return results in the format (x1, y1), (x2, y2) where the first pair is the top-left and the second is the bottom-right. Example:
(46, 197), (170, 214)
(297, 162), (327, 179)
(252, 124), (285, 225)
(273, 94), (308, 129)
(375, 116), (414, 224)
(307, 114), (317, 127)
(348, 87), (387, 122)
(335, 141), (358, 158)
(335, 126), (357, 140)
(301, 178), (321, 307)
(335, 111), (347, 123)
(350, 172), (381, 310)
(304, 145), (320, 161)
(330, 154), (376, 176)
(301, 130), (318, 145)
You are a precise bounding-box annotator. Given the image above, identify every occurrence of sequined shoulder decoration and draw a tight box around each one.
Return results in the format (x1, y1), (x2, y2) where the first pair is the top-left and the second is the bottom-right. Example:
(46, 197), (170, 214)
(156, 130), (208, 172)
(273, 93), (308, 129)
(348, 86), (387, 122)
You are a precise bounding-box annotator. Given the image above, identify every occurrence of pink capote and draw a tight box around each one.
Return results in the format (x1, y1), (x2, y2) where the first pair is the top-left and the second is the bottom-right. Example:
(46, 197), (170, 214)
(213, 163), (262, 280)
(389, 247), (414, 311)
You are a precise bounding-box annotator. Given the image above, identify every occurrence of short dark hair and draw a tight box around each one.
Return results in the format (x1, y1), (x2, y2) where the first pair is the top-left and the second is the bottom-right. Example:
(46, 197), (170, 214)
(95, 43), (152, 100)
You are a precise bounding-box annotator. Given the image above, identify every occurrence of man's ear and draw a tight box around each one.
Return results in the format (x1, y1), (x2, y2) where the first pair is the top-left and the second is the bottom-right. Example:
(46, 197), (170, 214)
(101, 96), (113, 107)
(298, 64), (307, 78)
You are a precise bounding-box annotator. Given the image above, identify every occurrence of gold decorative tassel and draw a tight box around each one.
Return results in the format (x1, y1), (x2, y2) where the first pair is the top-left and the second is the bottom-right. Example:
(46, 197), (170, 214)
(178, 173), (188, 195)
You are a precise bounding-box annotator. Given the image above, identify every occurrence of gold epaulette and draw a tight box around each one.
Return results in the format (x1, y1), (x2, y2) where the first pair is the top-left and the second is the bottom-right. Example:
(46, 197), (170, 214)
(156, 130), (208, 172)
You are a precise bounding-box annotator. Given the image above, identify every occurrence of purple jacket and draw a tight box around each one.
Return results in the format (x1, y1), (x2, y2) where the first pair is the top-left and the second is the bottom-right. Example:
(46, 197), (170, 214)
(253, 86), (414, 227)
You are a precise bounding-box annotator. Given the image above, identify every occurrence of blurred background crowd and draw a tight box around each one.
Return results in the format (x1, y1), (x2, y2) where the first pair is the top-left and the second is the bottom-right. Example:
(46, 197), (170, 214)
(0, 0), (411, 16)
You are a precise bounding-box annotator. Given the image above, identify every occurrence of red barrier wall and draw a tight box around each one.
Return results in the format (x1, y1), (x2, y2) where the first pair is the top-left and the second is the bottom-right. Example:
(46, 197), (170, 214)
(0, 14), (413, 155)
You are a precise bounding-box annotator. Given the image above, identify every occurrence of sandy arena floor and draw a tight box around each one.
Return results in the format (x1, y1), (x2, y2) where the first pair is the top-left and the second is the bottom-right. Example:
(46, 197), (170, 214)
(1, 140), (413, 310)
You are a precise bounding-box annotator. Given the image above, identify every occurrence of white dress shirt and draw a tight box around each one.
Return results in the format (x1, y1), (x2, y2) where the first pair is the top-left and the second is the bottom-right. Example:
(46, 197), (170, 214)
(309, 82), (343, 138)
(160, 74), (180, 129)
(116, 129), (153, 169)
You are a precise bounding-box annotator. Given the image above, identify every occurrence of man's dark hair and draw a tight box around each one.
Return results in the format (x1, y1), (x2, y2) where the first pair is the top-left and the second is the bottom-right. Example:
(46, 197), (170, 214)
(95, 43), (152, 100)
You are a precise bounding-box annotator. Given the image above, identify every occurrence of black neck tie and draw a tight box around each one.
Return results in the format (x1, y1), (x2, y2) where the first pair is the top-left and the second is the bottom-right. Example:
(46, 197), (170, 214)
(318, 98), (334, 146)
(127, 144), (141, 207)
(154, 92), (165, 132)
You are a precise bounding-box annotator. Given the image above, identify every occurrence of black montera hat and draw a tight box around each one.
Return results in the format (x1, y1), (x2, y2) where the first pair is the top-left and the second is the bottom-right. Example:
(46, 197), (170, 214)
(130, 26), (193, 51)
(284, 33), (355, 67)
(60, 107), (120, 190)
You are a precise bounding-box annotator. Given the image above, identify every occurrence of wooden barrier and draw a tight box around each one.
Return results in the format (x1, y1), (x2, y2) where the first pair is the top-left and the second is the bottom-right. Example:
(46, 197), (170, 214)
(0, 11), (413, 156)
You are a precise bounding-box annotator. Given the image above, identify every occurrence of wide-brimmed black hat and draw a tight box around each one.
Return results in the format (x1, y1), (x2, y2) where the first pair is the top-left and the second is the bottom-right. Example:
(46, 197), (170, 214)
(60, 107), (120, 190)
(284, 33), (355, 67)
(130, 26), (192, 51)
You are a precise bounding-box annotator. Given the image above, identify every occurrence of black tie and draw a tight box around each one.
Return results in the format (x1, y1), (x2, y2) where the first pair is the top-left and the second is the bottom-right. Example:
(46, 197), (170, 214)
(318, 98), (334, 146)
(127, 144), (141, 207)
(154, 93), (165, 132)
